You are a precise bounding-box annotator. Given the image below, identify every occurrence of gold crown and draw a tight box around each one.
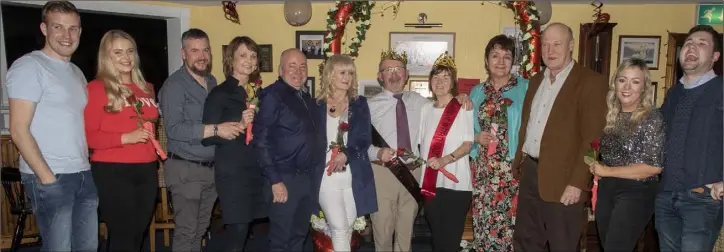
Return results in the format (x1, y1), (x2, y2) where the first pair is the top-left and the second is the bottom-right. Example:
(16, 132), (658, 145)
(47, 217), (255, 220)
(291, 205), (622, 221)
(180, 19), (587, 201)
(380, 49), (408, 65)
(433, 51), (456, 71)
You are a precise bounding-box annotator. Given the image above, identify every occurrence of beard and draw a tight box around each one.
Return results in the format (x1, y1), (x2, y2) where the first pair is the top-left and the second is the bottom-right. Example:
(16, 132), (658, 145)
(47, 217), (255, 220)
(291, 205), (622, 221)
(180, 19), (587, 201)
(186, 60), (210, 76)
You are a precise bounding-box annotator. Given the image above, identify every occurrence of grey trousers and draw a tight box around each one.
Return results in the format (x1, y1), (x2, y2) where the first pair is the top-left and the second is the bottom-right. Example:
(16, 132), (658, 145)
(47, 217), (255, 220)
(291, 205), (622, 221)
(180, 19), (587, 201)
(164, 158), (218, 252)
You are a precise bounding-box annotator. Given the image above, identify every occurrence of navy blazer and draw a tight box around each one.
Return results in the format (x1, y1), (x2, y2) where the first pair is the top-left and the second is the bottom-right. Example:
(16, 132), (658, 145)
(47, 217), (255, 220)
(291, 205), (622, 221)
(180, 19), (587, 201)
(313, 96), (378, 216)
(253, 79), (324, 185)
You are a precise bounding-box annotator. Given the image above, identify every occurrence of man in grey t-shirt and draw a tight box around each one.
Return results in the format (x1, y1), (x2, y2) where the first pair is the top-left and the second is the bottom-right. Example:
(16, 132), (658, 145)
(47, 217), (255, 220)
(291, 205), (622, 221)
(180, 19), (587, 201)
(5, 1), (98, 251)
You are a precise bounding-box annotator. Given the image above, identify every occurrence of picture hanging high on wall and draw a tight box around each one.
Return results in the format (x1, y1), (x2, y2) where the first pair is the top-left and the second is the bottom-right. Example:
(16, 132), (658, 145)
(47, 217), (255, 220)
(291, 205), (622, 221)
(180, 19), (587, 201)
(389, 32), (455, 76)
(296, 31), (325, 59)
(617, 35), (661, 70)
(258, 44), (273, 72)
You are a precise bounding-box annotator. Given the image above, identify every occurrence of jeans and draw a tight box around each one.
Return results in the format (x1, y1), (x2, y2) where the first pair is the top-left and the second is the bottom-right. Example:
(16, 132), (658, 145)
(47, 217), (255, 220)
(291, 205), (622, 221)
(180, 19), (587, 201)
(21, 170), (99, 252)
(655, 190), (723, 252)
(319, 187), (357, 251)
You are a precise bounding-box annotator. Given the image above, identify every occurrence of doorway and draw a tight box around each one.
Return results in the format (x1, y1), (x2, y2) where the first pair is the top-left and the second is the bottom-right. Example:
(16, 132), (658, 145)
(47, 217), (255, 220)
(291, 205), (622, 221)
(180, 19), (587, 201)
(1, 3), (169, 95)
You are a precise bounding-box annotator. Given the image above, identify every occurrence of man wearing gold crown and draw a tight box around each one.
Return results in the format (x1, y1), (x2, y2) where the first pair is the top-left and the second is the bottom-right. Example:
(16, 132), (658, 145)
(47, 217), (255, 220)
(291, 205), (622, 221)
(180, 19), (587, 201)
(367, 49), (471, 252)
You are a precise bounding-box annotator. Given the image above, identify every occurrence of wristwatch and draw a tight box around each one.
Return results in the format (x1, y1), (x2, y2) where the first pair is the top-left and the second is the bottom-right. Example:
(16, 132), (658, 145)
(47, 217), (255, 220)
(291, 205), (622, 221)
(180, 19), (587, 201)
(213, 124), (218, 136)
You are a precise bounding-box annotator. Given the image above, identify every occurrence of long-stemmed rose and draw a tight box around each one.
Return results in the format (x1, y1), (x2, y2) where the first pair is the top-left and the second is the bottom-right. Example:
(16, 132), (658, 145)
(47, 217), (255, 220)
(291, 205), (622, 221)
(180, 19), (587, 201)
(584, 138), (601, 211)
(327, 119), (349, 176)
(128, 94), (166, 160)
(244, 79), (262, 144)
(486, 98), (513, 157)
(390, 148), (459, 183)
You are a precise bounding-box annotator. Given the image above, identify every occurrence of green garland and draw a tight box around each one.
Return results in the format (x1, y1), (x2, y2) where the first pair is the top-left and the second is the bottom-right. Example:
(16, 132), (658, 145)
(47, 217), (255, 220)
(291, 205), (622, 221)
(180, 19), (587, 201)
(323, 1), (375, 58)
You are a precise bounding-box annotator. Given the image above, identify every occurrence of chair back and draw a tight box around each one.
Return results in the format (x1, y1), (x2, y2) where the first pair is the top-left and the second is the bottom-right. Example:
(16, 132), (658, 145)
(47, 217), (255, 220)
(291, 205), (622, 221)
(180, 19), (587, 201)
(1, 167), (29, 214)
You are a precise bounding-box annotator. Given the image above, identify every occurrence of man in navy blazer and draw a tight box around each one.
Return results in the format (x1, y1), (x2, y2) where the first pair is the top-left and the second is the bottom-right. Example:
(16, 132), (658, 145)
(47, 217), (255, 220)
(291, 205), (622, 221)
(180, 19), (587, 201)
(253, 48), (323, 251)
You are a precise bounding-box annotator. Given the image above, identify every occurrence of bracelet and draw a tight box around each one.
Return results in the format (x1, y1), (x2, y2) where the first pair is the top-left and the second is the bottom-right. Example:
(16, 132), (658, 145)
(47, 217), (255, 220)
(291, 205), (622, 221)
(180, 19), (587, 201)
(448, 153), (457, 162)
(213, 125), (218, 136)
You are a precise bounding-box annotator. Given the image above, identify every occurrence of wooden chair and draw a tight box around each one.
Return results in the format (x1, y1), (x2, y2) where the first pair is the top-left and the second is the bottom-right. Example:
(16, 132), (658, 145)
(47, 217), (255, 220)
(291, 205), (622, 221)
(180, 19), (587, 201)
(1, 136), (40, 250)
(1, 167), (37, 252)
(149, 119), (175, 251)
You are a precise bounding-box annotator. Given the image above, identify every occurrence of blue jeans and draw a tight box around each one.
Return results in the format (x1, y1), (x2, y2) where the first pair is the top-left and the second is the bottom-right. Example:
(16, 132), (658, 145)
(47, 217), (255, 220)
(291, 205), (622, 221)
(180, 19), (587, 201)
(655, 190), (723, 252)
(21, 170), (99, 252)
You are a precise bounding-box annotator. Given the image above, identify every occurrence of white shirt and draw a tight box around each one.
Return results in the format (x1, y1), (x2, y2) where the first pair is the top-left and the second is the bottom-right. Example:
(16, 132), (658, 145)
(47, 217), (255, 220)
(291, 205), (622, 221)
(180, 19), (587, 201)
(523, 60), (575, 158)
(321, 114), (352, 191)
(418, 103), (474, 191)
(367, 90), (431, 160)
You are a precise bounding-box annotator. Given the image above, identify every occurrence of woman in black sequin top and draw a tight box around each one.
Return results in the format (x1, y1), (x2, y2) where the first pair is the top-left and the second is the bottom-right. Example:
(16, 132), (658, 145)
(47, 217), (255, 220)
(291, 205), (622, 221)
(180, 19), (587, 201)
(588, 58), (664, 251)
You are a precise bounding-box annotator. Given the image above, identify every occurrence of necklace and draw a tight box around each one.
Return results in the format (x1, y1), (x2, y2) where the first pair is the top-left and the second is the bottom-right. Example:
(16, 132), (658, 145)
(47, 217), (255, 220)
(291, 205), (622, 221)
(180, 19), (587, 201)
(328, 97), (346, 113)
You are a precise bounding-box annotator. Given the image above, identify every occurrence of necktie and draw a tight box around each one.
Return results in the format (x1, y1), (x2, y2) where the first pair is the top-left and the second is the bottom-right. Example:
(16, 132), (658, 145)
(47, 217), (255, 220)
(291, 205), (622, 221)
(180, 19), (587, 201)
(394, 93), (412, 151)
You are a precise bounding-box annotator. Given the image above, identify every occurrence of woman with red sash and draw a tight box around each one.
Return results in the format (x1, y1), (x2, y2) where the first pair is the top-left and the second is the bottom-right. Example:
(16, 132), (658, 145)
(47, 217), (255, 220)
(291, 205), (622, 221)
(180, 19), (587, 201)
(418, 52), (474, 252)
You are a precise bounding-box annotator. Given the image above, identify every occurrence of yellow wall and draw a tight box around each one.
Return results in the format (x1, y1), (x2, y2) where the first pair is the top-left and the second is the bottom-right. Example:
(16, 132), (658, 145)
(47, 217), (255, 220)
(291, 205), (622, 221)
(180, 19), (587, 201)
(152, 2), (720, 101)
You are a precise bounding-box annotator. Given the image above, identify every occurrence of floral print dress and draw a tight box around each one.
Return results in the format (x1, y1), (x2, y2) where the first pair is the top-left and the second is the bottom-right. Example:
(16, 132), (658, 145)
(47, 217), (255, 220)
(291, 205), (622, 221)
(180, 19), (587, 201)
(471, 78), (520, 252)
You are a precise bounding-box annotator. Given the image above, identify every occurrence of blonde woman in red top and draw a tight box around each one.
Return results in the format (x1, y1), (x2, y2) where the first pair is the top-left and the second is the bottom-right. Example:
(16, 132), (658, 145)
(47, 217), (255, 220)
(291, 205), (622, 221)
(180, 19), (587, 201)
(84, 29), (160, 252)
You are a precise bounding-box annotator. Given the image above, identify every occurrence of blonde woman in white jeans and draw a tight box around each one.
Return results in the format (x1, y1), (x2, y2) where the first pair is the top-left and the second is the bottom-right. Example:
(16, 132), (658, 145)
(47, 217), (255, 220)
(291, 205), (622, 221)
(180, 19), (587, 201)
(313, 54), (378, 251)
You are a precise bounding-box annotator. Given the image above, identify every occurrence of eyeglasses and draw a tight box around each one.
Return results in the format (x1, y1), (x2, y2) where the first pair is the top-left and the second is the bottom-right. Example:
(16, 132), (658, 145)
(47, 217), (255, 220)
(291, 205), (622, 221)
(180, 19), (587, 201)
(380, 66), (404, 73)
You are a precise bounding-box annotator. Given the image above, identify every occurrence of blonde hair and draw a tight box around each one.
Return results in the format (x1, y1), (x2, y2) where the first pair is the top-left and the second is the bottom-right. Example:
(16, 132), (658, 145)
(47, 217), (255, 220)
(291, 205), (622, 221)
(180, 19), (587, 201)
(316, 54), (359, 102)
(603, 58), (655, 133)
(96, 30), (150, 113)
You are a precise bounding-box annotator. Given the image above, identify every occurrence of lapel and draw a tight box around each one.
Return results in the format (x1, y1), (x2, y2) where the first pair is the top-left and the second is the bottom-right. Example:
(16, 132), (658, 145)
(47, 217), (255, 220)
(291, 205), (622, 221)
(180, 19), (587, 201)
(518, 73), (543, 150)
(543, 63), (582, 138)
(319, 102), (328, 144)
(276, 81), (317, 128)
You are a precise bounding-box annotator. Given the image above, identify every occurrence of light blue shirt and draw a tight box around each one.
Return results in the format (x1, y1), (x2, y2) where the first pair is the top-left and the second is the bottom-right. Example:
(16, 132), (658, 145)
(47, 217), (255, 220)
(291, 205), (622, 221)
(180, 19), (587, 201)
(680, 69), (716, 89)
(469, 76), (529, 161)
(6, 50), (90, 174)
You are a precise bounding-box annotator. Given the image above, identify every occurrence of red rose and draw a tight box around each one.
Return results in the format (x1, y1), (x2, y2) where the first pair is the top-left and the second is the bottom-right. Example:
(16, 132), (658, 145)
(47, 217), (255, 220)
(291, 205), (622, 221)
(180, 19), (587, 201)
(339, 122), (350, 131)
(254, 79), (263, 86)
(591, 138), (601, 151)
(127, 94), (139, 105)
(502, 98), (513, 106)
(397, 148), (405, 157)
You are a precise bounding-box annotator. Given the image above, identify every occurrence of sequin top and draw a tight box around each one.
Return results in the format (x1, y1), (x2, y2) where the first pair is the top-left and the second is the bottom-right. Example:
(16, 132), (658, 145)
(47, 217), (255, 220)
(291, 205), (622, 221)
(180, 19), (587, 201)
(600, 110), (665, 174)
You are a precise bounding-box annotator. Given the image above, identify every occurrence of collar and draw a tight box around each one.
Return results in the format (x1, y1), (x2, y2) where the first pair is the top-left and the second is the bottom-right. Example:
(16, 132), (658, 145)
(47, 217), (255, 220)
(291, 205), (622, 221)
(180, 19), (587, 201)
(382, 89), (403, 98)
(543, 60), (575, 82)
(180, 66), (214, 85)
(680, 70), (717, 89)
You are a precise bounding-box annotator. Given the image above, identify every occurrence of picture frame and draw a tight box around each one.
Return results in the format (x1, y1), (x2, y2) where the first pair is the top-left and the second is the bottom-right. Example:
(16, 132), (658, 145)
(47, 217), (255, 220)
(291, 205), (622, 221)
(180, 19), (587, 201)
(296, 31), (325, 60)
(305, 77), (316, 97)
(408, 80), (432, 98)
(258, 44), (273, 72)
(389, 32), (456, 76)
(617, 35), (661, 70)
(652, 81), (659, 106)
(359, 79), (383, 98)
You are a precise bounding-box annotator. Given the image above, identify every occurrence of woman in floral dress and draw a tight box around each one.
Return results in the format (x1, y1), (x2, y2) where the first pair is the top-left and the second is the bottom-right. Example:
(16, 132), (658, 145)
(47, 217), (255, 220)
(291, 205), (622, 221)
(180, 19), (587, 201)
(468, 35), (528, 251)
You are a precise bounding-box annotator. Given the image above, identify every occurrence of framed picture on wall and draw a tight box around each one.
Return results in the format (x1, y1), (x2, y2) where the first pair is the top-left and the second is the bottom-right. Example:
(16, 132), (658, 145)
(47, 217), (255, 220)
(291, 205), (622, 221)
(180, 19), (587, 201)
(305, 77), (316, 97)
(408, 80), (432, 98)
(258, 44), (273, 72)
(389, 32), (455, 76)
(617, 35), (661, 70)
(652, 81), (659, 107)
(296, 31), (325, 60)
(359, 80), (383, 98)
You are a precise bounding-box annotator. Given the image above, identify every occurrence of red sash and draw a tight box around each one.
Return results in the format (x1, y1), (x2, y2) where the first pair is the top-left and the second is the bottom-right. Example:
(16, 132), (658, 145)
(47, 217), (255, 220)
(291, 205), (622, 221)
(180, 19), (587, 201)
(420, 99), (462, 202)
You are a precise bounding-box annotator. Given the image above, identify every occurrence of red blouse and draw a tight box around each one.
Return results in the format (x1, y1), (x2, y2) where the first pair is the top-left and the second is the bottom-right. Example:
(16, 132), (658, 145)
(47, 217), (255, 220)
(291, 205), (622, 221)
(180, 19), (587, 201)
(84, 79), (160, 163)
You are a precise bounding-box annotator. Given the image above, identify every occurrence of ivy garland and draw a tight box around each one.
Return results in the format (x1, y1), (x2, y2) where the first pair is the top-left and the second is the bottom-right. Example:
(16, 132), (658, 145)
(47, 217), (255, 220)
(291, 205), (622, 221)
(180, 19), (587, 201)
(494, 1), (542, 77)
(322, 1), (376, 58)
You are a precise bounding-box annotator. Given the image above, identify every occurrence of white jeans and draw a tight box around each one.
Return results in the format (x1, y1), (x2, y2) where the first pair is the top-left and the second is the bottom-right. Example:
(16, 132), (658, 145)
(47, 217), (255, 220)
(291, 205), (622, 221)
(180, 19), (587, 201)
(319, 187), (357, 252)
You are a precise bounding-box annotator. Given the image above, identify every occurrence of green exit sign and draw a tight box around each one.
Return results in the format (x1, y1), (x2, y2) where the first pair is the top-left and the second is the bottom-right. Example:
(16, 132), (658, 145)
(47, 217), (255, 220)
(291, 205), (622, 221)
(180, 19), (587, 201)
(697, 4), (723, 26)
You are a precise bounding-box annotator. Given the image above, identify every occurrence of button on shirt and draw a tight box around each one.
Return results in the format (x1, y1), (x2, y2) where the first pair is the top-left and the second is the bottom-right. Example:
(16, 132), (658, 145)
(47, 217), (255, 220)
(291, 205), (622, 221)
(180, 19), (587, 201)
(367, 90), (431, 160)
(523, 60), (575, 158)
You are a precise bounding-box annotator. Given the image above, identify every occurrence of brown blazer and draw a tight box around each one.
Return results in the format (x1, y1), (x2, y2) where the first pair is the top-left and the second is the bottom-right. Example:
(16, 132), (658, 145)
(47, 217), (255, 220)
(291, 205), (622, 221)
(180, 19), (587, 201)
(512, 62), (609, 203)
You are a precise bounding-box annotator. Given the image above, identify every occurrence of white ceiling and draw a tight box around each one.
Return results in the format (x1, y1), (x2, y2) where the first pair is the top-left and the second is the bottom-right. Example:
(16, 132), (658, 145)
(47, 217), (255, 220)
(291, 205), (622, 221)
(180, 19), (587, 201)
(167, 0), (722, 6)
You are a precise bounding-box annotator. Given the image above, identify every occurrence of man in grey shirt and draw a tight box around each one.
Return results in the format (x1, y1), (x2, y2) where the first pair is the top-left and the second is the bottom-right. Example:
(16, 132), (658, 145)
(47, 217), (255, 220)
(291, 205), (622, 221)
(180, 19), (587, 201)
(6, 1), (98, 251)
(159, 28), (242, 251)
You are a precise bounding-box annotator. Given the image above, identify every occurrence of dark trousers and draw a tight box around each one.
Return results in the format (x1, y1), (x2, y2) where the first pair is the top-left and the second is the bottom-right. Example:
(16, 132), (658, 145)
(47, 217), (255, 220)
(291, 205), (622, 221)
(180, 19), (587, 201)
(655, 190), (723, 252)
(425, 188), (472, 252)
(91, 161), (158, 252)
(595, 177), (658, 251)
(269, 173), (313, 252)
(513, 157), (585, 252)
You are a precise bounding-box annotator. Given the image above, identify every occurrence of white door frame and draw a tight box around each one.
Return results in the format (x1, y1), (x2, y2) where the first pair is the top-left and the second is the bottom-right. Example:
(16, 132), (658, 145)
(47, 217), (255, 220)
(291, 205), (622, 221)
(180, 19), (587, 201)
(1, 1), (190, 133)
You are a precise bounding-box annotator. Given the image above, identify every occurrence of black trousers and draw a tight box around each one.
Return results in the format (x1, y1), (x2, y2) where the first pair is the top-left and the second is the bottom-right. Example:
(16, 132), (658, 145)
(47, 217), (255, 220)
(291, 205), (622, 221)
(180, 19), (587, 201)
(425, 187), (472, 252)
(268, 173), (313, 252)
(595, 177), (658, 252)
(513, 157), (585, 252)
(91, 161), (158, 252)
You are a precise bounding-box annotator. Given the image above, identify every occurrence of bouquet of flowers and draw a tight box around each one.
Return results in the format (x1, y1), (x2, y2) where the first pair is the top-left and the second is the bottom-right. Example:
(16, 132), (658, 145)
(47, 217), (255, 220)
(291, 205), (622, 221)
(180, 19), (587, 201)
(128, 95), (166, 160)
(583, 138), (601, 212)
(244, 79), (263, 144)
(327, 113), (349, 176)
(310, 211), (367, 236)
(391, 148), (459, 183)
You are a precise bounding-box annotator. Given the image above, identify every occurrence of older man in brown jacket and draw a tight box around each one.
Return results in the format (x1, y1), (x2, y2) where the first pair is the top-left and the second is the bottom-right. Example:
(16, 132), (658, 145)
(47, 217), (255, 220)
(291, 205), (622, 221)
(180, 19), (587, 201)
(511, 23), (609, 252)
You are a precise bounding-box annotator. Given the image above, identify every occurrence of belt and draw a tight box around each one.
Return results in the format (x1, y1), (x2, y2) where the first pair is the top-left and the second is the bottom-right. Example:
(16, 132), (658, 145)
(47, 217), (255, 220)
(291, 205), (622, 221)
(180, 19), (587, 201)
(525, 154), (539, 163)
(168, 153), (214, 167)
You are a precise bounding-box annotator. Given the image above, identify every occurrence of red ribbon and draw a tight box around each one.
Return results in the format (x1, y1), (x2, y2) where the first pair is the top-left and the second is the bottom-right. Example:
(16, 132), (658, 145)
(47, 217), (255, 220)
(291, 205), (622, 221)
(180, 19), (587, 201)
(592, 176), (599, 212)
(143, 121), (167, 160)
(421, 99), (463, 202)
(245, 104), (255, 145)
(325, 2), (354, 55)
